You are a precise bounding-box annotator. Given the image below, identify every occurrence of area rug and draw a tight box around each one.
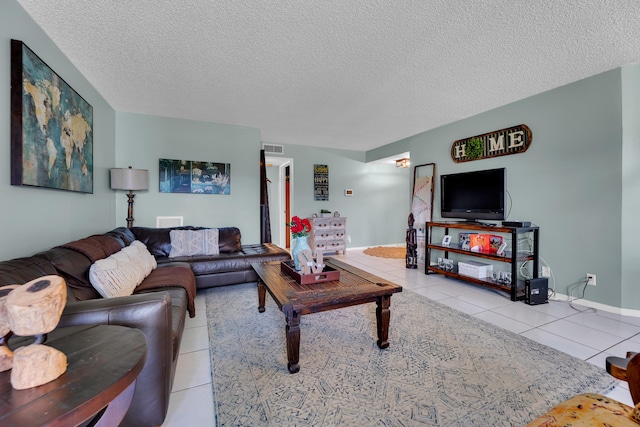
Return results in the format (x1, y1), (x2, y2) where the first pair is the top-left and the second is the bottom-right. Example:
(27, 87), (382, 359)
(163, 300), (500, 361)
(206, 283), (616, 426)
(363, 246), (406, 259)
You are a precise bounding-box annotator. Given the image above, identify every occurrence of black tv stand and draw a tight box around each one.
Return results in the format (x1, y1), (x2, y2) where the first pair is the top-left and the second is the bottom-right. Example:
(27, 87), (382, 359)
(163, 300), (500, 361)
(426, 221), (539, 301)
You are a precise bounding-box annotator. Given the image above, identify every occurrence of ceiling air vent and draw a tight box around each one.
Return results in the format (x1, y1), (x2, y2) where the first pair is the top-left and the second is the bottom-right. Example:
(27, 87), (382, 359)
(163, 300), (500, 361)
(262, 144), (284, 155)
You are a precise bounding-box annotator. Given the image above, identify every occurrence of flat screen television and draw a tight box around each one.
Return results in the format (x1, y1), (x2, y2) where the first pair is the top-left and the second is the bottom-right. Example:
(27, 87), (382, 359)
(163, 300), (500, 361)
(440, 167), (506, 221)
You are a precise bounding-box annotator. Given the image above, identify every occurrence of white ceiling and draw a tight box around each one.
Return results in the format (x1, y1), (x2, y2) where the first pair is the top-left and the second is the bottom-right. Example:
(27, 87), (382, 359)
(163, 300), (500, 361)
(15, 0), (640, 152)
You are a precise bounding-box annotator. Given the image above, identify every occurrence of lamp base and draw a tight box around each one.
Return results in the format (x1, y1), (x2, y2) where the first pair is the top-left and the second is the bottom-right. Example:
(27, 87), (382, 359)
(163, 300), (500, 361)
(126, 191), (135, 228)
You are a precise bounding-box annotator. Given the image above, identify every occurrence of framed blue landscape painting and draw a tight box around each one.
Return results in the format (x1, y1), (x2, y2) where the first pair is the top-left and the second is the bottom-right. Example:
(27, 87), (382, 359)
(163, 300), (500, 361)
(159, 158), (231, 195)
(11, 40), (93, 193)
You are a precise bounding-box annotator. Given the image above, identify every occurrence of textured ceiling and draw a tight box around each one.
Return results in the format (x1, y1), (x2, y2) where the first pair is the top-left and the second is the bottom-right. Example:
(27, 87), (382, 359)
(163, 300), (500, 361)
(15, 0), (640, 151)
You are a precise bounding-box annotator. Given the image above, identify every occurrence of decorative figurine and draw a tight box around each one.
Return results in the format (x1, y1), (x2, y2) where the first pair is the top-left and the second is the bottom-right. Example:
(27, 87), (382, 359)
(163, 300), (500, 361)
(406, 213), (418, 269)
(0, 285), (19, 372)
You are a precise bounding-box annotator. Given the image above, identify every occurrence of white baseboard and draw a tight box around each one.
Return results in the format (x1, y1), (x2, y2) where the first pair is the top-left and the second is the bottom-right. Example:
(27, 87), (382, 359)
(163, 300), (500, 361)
(550, 292), (640, 318)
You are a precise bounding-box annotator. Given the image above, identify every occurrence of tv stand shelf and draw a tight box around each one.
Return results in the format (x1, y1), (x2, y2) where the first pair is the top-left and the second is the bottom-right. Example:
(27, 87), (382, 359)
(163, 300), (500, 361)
(426, 221), (539, 301)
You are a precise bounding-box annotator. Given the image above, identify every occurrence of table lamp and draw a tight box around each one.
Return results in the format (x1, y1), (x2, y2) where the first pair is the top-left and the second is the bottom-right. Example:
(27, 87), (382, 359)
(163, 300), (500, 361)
(110, 166), (149, 228)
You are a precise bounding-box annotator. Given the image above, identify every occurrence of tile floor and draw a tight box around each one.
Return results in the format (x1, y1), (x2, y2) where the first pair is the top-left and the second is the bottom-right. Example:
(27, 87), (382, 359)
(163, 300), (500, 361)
(162, 248), (640, 425)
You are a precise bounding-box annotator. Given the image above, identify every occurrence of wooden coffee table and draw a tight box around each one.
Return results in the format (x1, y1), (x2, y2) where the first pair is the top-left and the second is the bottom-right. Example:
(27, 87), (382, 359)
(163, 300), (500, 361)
(251, 258), (402, 373)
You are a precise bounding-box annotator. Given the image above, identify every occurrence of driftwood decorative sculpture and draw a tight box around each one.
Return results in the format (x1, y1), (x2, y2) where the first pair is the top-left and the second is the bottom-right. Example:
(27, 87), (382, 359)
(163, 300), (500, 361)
(2, 276), (68, 390)
(0, 285), (19, 372)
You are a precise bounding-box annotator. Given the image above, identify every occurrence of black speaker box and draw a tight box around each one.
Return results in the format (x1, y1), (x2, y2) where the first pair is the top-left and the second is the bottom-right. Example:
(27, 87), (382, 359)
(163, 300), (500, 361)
(525, 278), (548, 305)
(502, 221), (531, 227)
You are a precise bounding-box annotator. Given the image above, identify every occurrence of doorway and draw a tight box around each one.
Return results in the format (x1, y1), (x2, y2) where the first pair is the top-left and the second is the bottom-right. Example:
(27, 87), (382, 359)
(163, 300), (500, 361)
(265, 156), (293, 249)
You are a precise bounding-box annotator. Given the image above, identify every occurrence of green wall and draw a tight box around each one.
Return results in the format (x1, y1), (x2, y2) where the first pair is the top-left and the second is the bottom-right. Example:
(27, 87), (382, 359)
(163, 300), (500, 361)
(114, 112), (263, 242)
(113, 112), (411, 248)
(0, 0), (116, 260)
(621, 65), (640, 310)
(403, 68), (630, 310)
(276, 144), (411, 248)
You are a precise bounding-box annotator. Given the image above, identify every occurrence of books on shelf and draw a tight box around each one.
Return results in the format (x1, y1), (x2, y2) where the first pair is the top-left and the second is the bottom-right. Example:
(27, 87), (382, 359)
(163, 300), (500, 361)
(459, 233), (503, 254)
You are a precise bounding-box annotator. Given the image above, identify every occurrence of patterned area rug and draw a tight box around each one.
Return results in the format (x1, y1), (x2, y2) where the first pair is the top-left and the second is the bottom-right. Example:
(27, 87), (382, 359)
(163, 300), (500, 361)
(206, 283), (616, 426)
(363, 246), (406, 259)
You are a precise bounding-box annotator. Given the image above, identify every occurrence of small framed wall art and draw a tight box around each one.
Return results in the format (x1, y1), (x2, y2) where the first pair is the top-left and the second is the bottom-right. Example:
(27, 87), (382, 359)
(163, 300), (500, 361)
(314, 164), (329, 201)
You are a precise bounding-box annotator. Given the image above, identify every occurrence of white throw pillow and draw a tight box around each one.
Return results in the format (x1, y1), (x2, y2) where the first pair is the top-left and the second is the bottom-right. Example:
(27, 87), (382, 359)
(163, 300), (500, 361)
(169, 229), (219, 258)
(127, 240), (157, 275)
(89, 240), (157, 298)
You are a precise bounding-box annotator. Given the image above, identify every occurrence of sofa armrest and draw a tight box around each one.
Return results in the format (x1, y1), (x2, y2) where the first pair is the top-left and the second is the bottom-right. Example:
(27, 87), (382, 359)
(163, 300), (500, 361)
(57, 292), (173, 427)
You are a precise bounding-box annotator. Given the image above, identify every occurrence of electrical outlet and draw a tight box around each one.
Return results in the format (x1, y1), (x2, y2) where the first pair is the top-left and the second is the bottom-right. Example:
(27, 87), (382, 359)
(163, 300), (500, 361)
(347, 235), (352, 243)
(586, 273), (596, 286)
(541, 266), (550, 277)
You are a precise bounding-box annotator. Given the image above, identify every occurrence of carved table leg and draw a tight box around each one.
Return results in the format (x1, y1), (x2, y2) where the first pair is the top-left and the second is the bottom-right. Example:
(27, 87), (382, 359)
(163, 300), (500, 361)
(284, 308), (300, 373)
(376, 294), (391, 349)
(257, 279), (266, 313)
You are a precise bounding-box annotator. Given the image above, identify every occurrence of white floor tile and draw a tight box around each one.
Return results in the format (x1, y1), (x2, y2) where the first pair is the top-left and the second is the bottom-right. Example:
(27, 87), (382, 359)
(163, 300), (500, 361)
(526, 300), (582, 319)
(606, 385), (634, 406)
(520, 329), (600, 360)
(429, 281), (482, 297)
(492, 304), (559, 327)
(538, 319), (625, 351)
(164, 383), (216, 427)
(185, 311), (208, 329)
(605, 339), (640, 358)
(179, 325), (210, 354)
(457, 289), (513, 310)
(437, 297), (485, 315)
(599, 310), (640, 327)
(565, 311), (640, 339)
(409, 287), (451, 301)
(473, 310), (532, 334)
(171, 348), (213, 392)
(586, 350), (615, 369)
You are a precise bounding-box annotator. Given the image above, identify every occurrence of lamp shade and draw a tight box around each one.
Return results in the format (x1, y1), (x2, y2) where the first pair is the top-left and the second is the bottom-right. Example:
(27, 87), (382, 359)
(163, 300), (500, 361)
(110, 167), (149, 191)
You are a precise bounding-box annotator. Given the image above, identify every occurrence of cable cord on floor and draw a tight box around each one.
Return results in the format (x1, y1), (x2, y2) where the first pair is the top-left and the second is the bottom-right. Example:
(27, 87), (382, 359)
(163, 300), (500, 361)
(568, 277), (597, 313)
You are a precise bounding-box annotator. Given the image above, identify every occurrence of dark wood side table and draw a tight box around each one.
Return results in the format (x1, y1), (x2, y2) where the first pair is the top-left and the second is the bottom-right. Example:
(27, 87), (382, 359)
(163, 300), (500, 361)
(0, 324), (147, 427)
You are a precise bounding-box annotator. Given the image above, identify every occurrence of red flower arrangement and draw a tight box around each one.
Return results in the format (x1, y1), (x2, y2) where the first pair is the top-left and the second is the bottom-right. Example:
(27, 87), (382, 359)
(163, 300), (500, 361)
(289, 216), (311, 238)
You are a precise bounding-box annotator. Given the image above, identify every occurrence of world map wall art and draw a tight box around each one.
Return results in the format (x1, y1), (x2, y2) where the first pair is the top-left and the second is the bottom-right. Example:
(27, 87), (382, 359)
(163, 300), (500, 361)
(11, 40), (93, 193)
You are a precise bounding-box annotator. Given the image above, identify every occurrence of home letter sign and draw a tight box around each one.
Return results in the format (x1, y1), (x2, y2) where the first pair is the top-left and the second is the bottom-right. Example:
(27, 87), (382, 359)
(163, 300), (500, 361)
(451, 124), (532, 163)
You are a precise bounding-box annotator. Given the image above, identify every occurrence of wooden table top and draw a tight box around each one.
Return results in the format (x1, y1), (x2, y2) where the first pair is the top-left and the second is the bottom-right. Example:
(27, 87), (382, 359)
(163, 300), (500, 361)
(251, 258), (402, 314)
(0, 324), (146, 427)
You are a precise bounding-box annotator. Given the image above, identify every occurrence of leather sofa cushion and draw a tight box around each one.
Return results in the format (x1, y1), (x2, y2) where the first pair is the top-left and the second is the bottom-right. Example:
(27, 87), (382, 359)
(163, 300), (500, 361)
(58, 234), (123, 262)
(35, 247), (100, 301)
(218, 227), (241, 253)
(242, 243), (293, 261)
(105, 227), (137, 246)
(132, 226), (242, 257)
(156, 243), (291, 276)
(135, 286), (187, 361)
(0, 256), (59, 286)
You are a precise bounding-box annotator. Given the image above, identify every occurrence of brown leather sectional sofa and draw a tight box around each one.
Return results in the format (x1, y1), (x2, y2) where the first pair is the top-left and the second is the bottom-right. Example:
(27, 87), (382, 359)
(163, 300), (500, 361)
(0, 226), (290, 427)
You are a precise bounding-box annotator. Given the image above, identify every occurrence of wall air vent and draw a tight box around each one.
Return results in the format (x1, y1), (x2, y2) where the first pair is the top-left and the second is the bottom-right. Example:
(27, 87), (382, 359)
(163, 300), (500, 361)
(262, 144), (284, 155)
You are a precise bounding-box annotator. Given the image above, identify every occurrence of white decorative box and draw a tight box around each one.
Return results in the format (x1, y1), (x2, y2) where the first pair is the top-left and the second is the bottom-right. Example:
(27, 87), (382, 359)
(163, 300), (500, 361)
(458, 261), (493, 279)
